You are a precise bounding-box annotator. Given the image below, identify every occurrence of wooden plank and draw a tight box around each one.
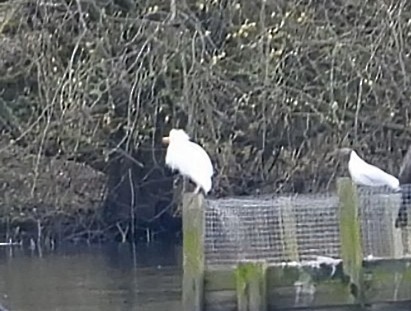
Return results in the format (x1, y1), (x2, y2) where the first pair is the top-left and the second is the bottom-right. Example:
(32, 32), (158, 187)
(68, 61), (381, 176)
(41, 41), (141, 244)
(235, 261), (267, 311)
(205, 268), (235, 291)
(267, 264), (352, 308)
(182, 193), (205, 311)
(383, 193), (404, 258)
(204, 290), (236, 311)
(363, 258), (411, 302)
(205, 260), (411, 291)
(401, 226), (411, 255)
(337, 177), (364, 303)
(204, 259), (411, 309)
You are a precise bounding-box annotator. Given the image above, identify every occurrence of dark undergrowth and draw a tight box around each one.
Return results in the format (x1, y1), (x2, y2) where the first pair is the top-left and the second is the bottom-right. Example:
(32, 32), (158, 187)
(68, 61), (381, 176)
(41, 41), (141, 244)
(1, 0), (411, 243)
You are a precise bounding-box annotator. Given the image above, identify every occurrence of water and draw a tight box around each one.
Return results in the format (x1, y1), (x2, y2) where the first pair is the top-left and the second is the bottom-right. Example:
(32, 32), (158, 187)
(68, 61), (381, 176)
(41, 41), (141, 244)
(0, 243), (408, 311)
(0, 243), (182, 311)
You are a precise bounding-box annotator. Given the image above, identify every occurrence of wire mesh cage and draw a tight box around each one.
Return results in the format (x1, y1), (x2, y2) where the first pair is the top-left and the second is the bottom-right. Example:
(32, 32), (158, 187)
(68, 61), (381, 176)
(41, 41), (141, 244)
(204, 184), (411, 267)
(358, 184), (411, 258)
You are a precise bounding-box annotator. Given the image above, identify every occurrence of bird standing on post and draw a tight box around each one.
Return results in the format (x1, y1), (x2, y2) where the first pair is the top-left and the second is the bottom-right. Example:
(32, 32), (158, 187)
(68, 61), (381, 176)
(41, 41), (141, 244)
(395, 146), (411, 228)
(162, 128), (214, 195)
(335, 148), (400, 191)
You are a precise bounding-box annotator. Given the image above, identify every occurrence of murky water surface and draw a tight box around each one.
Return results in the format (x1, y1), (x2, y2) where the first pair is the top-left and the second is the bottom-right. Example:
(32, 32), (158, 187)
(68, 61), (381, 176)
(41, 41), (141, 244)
(0, 243), (409, 311)
(0, 243), (182, 311)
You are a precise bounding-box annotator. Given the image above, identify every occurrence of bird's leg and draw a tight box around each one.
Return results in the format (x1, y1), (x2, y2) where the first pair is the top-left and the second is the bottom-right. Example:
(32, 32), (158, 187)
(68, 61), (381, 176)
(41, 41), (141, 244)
(194, 185), (201, 194)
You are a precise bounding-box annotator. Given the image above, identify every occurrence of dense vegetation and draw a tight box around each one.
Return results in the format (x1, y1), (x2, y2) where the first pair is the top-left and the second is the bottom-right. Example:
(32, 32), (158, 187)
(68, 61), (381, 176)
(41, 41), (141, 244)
(1, 0), (411, 243)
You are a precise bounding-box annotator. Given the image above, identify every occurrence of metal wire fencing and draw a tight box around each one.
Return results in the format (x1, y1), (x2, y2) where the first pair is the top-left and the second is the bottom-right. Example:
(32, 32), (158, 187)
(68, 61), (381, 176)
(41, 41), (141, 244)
(204, 185), (411, 267)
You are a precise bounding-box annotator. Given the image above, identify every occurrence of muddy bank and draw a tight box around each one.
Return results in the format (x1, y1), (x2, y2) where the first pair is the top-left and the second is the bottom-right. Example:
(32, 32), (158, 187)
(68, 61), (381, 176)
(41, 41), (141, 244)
(0, 136), (181, 245)
(0, 138), (106, 245)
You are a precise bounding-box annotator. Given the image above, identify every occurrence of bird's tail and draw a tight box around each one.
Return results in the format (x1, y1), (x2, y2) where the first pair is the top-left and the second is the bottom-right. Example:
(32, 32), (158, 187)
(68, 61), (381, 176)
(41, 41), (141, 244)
(202, 177), (212, 194)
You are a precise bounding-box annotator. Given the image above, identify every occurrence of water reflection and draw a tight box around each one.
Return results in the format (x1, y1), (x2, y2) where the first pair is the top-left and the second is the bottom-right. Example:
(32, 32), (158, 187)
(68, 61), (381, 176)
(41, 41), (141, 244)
(0, 243), (409, 311)
(0, 243), (182, 311)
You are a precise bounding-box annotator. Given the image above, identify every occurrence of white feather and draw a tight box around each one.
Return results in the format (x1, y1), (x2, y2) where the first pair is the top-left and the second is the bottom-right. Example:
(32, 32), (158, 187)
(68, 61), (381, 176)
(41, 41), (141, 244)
(348, 150), (400, 191)
(165, 129), (213, 194)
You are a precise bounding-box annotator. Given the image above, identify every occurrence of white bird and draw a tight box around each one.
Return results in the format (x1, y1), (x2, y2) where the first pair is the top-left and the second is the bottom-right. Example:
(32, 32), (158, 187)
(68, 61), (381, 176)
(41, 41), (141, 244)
(336, 148), (400, 191)
(162, 128), (213, 194)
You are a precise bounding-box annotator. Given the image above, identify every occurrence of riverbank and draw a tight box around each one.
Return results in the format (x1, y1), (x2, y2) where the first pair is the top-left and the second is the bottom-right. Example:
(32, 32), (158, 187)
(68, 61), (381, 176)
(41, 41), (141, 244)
(0, 138), (103, 244)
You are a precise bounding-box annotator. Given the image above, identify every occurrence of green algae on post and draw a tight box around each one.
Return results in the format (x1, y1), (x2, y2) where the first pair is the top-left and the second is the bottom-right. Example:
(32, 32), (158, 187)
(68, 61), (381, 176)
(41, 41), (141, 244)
(337, 177), (364, 303)
(182, 192), (205, 311)
(235, 261), (267, 311)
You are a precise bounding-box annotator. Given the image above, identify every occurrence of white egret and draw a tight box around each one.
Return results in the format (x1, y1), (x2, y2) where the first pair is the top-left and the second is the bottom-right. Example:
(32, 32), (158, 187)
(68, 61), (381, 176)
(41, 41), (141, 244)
(395, 146), (411, 228)
(162, 128), (213, 194)
(336, 148), (400, 191)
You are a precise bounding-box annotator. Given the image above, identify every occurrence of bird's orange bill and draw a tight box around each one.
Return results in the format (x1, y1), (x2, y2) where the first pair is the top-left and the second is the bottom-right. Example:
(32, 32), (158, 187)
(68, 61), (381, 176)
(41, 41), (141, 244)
(162, 136), (170, 144)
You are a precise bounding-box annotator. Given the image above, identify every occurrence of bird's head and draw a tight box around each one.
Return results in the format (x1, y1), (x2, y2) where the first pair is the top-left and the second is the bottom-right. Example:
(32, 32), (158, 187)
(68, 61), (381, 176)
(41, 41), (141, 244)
(336, 147), (352, 155)
(330, 147), (353, 161)
(162, 128), (190, 145)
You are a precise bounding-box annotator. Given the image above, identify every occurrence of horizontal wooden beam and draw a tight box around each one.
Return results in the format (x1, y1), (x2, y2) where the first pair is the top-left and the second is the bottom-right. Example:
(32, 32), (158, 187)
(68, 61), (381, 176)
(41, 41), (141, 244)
(204, 259), (411, 309)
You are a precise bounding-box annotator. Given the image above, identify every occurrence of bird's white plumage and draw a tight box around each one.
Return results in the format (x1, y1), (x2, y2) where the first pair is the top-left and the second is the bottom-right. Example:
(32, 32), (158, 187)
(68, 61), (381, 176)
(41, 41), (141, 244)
(164, 129), (213, 194)
(348, 150), (400, 191)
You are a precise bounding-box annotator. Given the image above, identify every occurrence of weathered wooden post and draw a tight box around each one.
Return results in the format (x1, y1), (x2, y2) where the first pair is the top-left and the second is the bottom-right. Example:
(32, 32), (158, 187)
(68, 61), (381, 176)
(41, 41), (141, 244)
(383, 192), (404, 258)
(182, 192), (205, 311)
(235, 261), (267, 311)
(337, 177), (364, 303)
(401, 227), (411, 255)
(278, 197), (299, 262)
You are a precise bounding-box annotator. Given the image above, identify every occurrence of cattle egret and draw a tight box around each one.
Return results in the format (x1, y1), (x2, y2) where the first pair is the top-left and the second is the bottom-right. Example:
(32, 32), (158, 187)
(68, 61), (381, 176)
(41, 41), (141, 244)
(336, 148), (400, 191)
(395, 146), (411, 228)
(162, 128), (213, 194)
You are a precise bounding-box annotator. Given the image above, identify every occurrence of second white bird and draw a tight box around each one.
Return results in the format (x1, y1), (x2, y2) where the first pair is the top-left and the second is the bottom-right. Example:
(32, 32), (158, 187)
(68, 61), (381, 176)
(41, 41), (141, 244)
(337, 148), (400, 191)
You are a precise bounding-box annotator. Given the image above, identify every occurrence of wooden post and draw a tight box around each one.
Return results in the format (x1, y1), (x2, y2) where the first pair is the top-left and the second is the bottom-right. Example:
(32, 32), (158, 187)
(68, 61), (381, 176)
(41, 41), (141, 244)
(384, 193), (404, 258)
(182, 192), (205, 311)
(278, 197), (300, 262)
(401, 227), (411, 256)
(337, 177), (364, 303)
(235, 261), (267, 311)
(366, 192), (403, 258)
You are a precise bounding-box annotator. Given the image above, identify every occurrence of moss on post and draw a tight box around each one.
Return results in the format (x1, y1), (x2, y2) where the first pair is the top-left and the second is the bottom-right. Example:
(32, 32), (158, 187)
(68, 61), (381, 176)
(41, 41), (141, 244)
(235, 261), (267, 311)
(337, 177), (364, 303)
(182, 192), (205, 311)
(400, 226), (411, 256)
(278, 198), (299, 262)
